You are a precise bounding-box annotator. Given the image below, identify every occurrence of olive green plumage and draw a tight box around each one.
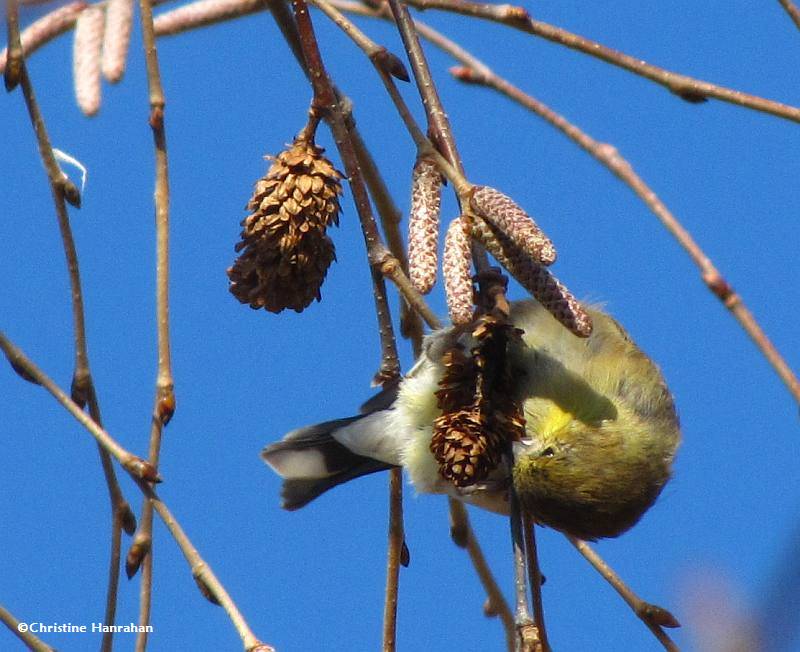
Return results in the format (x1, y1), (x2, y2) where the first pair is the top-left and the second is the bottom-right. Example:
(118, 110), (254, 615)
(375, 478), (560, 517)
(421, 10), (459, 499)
(263, 300), (681, 540)
(508, 302), (680, 539)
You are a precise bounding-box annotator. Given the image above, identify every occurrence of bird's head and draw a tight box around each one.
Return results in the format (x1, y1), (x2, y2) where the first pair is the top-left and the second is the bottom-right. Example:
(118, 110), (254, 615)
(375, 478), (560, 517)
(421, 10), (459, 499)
(512, 408), (674, 540)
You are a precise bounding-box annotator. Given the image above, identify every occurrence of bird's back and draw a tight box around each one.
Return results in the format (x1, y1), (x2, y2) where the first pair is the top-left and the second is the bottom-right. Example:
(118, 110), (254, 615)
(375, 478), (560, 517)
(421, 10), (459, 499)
(510, 300), (678, 432)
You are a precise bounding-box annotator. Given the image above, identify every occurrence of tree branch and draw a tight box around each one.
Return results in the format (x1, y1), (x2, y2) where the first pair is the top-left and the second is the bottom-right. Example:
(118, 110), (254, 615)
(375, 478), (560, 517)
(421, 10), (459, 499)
(778, 0), (800, 32)
(4, 12), (136, 644)
(129, 0), (177, 645)
(0, 604), (55, 652)
(509, 487), (542, 651)
(0, 333), (274, 652)
(382, 467), (405, 650)
(449, 499), (515, 651)
(448, 63), (800, 406)
(568, 536), (680, 652)
(523, 513), (548, 651)
(401, 0), (800, 122)
(289, 3), (411, 646)
(331, 1), (800, 406)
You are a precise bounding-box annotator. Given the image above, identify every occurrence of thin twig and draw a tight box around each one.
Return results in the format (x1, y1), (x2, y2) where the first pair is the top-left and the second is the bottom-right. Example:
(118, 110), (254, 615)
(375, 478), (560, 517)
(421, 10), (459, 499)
(4, 0), (23, 89)
(333, 3), (800, 406)
(19, 23), (131, 641)
(131, 515), (155, 652)
(0, 604), (56, 652)
(382, 467), (405, 651)
(132, 508), (154, 652)
(0, 1), (86, 74)
(379, 255), (442, 329)
(6, 15), (136, 644)
(370, 264), (403, 383)
(312, 1), (420, 138)
(385, 0), (461, 171)
(289, 3), (411, 646)
(312, 6), (510, 635)
(267, 0), (440, 332)
(446, 65), (800, 406)
(94, 416), (133, 652)
(292, 0), (390, 264)
(265, 0), (305, 67)
(311, 0), (467, 200)
(310, 0), (464, 191)
(10, 0), (800, 127)
(522, 513), (548, 651)
(380, 0), (478, 224)
(139, 0), (176, 444)
(509, 487), (539, 652)
(132, 0), (176, 646)
(401, 0), (800, 123)
(379, 13), (519, 649)
(568, 536), (680, 652)
(139, 483), (273, 652)
(778, 0), (800, 32)
(1, 333), (159, 480)
(347, 120), (407, 273)
(383, 0), (492, 278)
(334, 56), (424, 639)
(0, 334), (273, 652)
(449, 499), (515, 651)
(347, 122), (426, 347)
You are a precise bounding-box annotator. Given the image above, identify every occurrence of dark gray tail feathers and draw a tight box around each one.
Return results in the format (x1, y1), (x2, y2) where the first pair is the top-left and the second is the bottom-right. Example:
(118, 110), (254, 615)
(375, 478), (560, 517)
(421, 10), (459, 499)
(262, 415), (394, 510)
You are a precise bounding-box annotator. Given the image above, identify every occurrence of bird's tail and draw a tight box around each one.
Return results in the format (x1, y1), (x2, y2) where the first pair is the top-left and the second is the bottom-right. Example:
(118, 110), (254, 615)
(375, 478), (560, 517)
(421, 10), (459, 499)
(262, 415), (395, 510)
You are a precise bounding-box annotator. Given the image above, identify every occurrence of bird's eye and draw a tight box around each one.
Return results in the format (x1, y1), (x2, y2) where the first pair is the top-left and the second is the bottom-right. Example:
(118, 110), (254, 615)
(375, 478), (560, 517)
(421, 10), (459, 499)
(540, 447), (555, 457)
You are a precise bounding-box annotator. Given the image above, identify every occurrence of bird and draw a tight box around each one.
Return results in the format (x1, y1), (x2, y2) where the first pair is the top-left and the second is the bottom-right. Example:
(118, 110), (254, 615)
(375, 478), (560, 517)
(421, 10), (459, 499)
(261, 300), (681, 541)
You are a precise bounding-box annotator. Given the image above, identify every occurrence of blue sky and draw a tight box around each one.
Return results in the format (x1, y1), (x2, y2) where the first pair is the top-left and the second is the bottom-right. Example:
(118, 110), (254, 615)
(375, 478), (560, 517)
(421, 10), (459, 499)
(2, 2), (800, 650)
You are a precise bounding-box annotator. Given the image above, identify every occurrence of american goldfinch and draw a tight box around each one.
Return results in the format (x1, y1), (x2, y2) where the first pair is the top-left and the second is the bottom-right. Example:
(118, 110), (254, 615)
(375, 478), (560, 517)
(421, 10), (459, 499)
(262, 300), (680, 540)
